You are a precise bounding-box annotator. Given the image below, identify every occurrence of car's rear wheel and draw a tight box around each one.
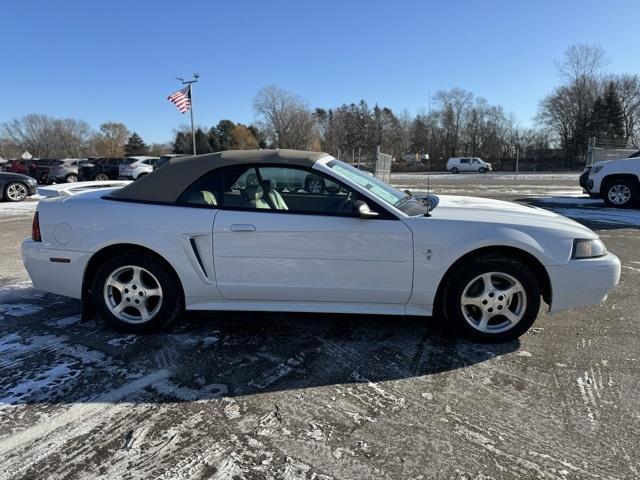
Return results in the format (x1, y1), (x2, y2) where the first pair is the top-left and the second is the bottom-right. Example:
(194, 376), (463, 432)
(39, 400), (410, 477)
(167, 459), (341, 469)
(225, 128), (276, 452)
(66, 174), (78, 183)
(603, 179), (637, 208)
(94, 172), (109, 181)
(451, 167), (459, 174)
(92, 253), (183, 333)
(4, 182), (28, 202)
(441, 255), (541, 342)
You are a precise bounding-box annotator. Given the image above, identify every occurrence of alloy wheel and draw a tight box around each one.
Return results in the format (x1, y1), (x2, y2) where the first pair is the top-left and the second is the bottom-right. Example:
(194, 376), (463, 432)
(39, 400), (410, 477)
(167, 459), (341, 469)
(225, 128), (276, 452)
(103, 265), (163, 324)
(460, 271), (527, 334)
(607, 184), (631, 205)
(95, 173), (109, 181)
(6, 183), (28, 201)
(308, 179), (324, 193)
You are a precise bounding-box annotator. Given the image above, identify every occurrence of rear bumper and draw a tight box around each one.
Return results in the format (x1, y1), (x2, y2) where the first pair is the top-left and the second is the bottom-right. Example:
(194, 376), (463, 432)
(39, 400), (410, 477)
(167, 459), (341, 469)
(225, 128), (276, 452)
(547, 252), (621, 312)
(21, 239), (90, 299)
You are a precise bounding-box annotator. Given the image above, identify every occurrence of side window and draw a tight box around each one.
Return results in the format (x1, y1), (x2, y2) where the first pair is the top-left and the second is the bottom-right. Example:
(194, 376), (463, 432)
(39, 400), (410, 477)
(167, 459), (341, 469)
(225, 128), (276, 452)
(255, 166), (357, 215)
(460, 158), (470, 164)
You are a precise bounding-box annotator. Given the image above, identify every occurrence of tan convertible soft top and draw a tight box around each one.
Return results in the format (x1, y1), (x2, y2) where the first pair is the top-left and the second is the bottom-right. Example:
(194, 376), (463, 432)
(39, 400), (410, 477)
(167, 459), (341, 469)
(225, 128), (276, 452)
(110, 149), (329, 203)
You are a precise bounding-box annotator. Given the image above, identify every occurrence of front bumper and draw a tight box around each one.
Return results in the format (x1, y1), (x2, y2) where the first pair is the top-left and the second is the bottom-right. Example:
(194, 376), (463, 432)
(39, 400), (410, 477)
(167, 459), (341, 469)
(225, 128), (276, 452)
(546, 252), (621, 312)
(21, 239), (91, 299)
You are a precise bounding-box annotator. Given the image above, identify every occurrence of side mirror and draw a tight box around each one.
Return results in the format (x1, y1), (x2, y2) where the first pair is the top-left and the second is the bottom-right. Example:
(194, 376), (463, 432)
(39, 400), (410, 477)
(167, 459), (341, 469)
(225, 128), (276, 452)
(354, 200), (379, 218)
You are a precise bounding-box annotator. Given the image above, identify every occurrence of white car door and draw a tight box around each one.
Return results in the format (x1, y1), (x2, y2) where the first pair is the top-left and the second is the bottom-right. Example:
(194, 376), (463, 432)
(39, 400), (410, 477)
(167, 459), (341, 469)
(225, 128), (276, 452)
(211, 165), (414, 304)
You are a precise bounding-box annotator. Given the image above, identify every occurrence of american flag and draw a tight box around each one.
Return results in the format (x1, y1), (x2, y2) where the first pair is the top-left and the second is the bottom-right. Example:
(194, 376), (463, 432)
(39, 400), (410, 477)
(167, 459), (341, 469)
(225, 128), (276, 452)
(167, 87), (191, 113)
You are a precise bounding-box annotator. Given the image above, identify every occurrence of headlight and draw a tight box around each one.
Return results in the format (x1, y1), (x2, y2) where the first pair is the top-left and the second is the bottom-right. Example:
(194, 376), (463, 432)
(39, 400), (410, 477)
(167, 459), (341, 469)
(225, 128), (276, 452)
(572, 239), (607, 259)
(591, 165), (604, 174)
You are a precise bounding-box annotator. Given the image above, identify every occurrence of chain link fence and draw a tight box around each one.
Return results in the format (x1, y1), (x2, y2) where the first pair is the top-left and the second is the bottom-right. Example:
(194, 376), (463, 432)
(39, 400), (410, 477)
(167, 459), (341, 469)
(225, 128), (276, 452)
(375, 147), (392, 183)
(586, 137), (639, 166)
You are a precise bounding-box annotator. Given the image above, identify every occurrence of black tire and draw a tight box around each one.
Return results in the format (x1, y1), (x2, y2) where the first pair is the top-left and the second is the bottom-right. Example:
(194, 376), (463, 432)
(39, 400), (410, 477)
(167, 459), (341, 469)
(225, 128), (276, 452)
(602, 178), (638, 208)
(304, 175), (325, 193)
(94, 172), (109, 181)
(66, 174), (78, 183)
(479, 167), (487, 174)
(92, 253), (183, 333)
(3, 181), (29, 202)
(451, 167), (459, 174)
(440, 255), (541, 343)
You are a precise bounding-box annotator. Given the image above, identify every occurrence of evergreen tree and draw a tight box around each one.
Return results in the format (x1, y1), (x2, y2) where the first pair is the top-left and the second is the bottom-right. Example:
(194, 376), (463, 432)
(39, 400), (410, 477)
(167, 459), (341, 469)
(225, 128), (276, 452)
(173, 131), (192, 154)
(195, 128), (212, 154)
(603, 82), (625, 140)
(124, 132), (149, 156)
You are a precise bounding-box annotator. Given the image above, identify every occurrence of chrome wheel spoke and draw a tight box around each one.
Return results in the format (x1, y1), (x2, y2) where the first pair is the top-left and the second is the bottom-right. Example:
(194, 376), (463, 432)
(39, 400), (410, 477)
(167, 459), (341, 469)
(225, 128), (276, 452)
(146, 287), (161, 297)
(106, 277), (126, 293)
(461, 294), (482, 308)
(503, 284), (523, 299)
(478, 311), (491, 331)
(503, 309), (520, 324)
(480, 273), (493, 294)
(131, 266), (142, 286)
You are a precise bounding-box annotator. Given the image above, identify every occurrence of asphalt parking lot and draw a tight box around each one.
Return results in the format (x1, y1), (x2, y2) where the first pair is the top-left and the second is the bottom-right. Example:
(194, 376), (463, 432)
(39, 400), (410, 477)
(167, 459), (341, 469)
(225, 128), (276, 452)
(1, 173), (639, 480)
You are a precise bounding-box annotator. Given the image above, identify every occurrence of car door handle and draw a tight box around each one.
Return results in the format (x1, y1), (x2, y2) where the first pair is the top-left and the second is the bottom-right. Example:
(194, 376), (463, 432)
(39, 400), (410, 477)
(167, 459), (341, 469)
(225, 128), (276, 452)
(230, 224), (256, 232)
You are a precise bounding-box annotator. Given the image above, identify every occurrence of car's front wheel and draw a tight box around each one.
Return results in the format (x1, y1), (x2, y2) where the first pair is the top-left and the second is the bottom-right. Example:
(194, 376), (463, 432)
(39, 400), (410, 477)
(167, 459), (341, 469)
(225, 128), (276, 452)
(94, 172), (109, 181)
(4, 182), (29, 202)
(479, 167), (487, 173)
(66, 174), (78, 183)
(92, 253), (183, 333)
(603, 179), (637, 208)
(441, 255), (541, 342)
(451, 167), (459, 174)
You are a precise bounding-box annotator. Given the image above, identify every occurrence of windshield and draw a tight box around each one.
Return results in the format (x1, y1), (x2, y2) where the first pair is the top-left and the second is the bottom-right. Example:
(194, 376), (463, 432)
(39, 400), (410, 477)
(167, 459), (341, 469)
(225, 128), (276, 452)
(327, 159), (406, 206)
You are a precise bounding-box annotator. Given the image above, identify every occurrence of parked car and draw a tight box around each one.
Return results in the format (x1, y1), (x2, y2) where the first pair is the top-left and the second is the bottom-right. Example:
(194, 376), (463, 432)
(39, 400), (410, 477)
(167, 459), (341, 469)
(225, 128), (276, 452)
(78, 158), (126, 181)
(447, 157), (492, 173)
(49, 159), (88, 183)
(584, 155), (640, 208)
(118, 156), (159, 180)
(24, 149), (620, 343)
(1, 172), (38, 202)
(6, 159), (37, 178)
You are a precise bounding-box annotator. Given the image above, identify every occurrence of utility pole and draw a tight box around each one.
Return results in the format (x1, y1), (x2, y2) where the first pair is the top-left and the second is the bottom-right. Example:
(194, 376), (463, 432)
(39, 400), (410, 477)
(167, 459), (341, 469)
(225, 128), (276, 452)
(176, 73), (199, 155)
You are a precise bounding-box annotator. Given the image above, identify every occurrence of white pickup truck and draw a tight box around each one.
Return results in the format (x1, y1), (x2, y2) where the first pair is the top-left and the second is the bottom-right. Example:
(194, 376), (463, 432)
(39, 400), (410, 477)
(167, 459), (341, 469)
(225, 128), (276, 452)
(584, 154), (640, 208)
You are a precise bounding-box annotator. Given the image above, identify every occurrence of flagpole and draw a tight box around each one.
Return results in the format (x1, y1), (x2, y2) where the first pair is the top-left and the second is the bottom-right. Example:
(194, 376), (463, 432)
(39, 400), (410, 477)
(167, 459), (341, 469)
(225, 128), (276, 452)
(189, 83), (196, 155)
(175, 73), (199, 156)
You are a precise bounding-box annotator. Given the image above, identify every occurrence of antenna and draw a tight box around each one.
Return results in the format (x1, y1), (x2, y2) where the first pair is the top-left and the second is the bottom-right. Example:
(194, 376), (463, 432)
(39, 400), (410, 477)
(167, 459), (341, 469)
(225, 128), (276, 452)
(425, 154), (431, 217)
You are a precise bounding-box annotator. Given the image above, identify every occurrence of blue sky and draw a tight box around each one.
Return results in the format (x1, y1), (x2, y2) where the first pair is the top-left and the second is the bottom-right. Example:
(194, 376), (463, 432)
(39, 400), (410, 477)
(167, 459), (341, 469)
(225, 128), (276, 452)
(2, 0), (639, 143)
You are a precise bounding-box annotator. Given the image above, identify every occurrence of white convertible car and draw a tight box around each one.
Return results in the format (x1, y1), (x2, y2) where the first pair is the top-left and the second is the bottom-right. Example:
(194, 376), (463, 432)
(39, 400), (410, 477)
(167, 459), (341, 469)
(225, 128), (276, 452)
(22, 150), (621, 342)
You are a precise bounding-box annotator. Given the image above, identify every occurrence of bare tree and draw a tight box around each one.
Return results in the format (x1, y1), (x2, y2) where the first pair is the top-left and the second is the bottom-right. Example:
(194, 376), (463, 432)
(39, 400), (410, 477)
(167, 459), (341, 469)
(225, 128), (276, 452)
(253, 85), (314, 149)
(556, 44), (608, 83)
(1, 114), (91, 158)
(609, 74), (640, 145)
(91, 122), (130, 157)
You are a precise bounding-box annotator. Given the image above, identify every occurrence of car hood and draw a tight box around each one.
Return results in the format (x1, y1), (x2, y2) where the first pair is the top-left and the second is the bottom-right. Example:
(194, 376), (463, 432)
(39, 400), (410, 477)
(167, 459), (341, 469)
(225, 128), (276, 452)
(0, 172), (36, 182)
(429, 195), (597, 239)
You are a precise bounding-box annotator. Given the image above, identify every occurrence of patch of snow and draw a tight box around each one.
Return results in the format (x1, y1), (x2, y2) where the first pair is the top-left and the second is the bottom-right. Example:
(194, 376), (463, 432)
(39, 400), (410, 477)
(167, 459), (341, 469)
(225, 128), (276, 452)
(534, 196), (602, 205)
(391, 172), (581, 181)
(0, 362), (76, 404)
(45, 315), (81, 327)
(548, 207), (640, 227)
(0, 303), (43, 318)
(0, 200), (38, 216)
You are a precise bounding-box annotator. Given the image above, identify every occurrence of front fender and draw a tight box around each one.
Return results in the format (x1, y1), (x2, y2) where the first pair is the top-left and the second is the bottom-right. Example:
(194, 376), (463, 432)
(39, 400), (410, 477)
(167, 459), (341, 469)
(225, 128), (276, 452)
(406, 219), (572, 308)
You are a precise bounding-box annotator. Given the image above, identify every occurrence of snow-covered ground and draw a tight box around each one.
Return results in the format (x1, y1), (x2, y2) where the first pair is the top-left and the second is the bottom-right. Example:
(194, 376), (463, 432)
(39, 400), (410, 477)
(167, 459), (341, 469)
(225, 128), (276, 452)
(0, 200), (38, 217)
(391, 172), (581, 181)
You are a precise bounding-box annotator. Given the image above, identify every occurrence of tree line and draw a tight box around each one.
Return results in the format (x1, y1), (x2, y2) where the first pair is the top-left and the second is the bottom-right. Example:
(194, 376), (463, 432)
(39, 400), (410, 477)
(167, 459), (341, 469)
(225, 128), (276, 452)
(1, 44), (638, 170)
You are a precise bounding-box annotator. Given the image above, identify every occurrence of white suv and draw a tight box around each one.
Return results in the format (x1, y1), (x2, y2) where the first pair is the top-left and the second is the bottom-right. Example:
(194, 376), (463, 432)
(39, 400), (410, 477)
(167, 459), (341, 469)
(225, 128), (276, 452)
(118, 156), (159, 180)
(447, 157), (492, 173)
(586, 156), (640, 208)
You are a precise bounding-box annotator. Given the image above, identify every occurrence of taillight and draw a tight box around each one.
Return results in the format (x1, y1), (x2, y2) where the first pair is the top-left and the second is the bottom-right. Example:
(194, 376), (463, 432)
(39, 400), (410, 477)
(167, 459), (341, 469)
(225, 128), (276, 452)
(32, 211), (42, 242)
